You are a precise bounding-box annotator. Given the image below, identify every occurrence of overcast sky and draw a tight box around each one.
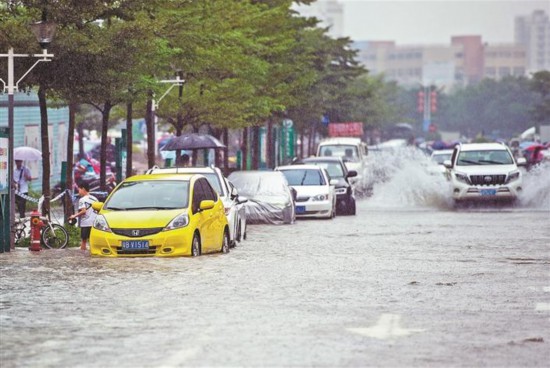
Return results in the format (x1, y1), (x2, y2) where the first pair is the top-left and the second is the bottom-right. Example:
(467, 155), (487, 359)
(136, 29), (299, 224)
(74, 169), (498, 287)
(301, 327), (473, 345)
(341, 0), (550, 45)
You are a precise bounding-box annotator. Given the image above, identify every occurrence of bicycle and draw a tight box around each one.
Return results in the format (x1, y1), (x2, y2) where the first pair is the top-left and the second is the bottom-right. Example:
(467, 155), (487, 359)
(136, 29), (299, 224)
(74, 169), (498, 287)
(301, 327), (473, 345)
(13, 196), (69, 249)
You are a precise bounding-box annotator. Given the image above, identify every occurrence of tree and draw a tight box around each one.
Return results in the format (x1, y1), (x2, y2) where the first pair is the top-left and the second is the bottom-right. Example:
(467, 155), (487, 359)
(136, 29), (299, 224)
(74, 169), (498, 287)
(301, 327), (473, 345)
(530, 71), (550, 130)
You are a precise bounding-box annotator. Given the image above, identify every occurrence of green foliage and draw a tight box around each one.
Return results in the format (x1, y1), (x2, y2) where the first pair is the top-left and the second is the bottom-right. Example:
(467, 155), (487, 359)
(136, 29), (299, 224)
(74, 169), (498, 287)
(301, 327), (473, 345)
(530, 71), (550, 124)
(436, 76), (540, 138)
(1, 0), (409, 147)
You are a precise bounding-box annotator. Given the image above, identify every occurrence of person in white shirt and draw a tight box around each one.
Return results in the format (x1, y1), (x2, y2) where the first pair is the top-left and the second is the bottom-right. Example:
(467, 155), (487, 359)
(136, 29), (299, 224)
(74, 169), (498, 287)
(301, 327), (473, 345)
(14, 160), (32, 218)
(69, 182), (98, 250)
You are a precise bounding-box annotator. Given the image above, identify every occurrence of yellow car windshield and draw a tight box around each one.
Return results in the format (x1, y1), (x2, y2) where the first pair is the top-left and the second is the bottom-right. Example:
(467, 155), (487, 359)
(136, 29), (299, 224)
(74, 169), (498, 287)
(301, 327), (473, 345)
(105, 180), (189, 210)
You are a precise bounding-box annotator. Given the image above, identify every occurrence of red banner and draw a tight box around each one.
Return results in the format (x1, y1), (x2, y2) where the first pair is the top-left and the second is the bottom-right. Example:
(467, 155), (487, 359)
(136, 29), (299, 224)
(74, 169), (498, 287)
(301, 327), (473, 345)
(328, 122), (364, 137)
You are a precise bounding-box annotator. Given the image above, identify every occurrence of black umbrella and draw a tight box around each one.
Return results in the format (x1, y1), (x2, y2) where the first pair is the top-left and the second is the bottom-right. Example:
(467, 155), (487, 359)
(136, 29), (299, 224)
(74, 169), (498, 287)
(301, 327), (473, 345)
(160, 133), (226, 151)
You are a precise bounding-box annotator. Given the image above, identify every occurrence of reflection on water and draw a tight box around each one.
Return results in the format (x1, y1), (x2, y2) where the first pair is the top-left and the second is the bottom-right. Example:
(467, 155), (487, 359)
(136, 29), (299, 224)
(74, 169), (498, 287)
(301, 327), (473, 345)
(361, 148), (550, 211)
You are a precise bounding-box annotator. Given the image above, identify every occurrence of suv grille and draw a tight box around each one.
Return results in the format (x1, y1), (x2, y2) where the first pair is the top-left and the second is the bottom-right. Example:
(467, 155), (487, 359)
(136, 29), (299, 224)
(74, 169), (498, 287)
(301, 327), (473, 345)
(112, 228), (163, 238)
(469, 175), (506, 186)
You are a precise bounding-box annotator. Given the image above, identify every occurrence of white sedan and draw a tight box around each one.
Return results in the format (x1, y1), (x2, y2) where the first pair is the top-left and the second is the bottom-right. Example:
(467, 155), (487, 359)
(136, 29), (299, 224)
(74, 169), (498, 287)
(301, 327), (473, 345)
(275, 164), (336, 219)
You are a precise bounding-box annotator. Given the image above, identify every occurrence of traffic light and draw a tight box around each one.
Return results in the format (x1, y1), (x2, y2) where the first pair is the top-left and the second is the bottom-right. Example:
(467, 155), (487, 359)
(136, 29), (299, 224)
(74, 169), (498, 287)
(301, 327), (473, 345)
(430, 91), (437, 113)
(417, 90), (425, 112)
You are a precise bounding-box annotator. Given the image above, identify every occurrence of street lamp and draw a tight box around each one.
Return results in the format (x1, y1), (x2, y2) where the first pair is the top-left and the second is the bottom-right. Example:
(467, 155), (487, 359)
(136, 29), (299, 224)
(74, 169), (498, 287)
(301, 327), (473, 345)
(0, 20), (56, 252)
(152, 74), (185, 158)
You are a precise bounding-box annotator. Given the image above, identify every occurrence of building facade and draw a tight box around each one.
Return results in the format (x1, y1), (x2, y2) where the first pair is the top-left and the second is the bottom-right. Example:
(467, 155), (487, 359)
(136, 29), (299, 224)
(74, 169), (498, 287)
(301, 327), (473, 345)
(293, 0), (344, 38)
(515, 9), (550, 73)
(354, 35), (530, 89)
(0, 91), (69, 192)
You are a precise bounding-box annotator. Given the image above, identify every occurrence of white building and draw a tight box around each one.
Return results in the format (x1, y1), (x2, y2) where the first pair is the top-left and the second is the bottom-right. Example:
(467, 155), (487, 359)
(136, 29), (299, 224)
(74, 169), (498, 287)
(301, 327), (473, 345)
(293, 0), (344, 38)
(515, 9), (550, 73)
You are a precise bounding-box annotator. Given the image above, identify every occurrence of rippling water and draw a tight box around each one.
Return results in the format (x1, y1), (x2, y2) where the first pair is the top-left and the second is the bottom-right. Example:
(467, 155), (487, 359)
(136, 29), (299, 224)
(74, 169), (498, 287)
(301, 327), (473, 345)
(1, 148), (548, 368)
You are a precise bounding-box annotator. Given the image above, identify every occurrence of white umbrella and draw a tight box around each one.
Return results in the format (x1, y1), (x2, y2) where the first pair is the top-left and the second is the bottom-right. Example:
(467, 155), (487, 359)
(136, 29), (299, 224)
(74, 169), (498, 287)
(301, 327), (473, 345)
(14, 146), (42, 161)
(520, 127), (536, 140)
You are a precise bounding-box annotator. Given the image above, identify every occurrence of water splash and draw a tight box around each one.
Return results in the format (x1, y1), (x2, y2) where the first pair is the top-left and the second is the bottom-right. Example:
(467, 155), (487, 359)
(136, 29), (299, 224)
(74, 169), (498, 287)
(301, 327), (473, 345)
(363, 148), (453, 210)
(361, 148), (550, 211)
(519, 162), (550, 211)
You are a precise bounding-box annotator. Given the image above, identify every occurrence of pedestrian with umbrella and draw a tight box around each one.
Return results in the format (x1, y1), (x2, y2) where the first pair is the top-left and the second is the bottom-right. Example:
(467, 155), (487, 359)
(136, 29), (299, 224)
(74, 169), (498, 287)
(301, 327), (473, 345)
(13, 160), (32, 218)
(13, 146), (42, 218)
(161, 133), (226, 167)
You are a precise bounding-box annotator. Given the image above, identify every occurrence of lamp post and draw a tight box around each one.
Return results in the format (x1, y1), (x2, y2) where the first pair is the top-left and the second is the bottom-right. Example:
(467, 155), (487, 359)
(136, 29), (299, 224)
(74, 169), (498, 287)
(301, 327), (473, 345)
(0, 20), (56, 252)
(152, 74), (185, 158)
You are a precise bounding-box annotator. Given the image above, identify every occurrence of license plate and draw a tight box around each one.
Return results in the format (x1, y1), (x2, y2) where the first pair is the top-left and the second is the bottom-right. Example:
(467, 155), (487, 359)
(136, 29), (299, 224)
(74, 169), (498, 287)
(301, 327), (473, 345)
(296, 206), (305, 214)
(121, 240), (150, 250)
(480, 189), (496, 196)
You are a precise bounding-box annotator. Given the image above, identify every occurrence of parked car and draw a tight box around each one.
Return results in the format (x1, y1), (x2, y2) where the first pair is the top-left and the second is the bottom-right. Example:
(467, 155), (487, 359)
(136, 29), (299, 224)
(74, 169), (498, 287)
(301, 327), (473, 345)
(316, 137), (369, 193)
(296, 156), (357, 215)
(90, 174), (230, 257)
(443, 143), (527, 203)
(145, 166), (247, 247)
(228, 170), (296, 225)
(276, 164), (336, 219)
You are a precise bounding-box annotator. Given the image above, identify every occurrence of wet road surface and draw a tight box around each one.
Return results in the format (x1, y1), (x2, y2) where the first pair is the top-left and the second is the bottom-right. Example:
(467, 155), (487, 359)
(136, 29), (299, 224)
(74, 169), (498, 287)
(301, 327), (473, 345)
(1, 157), (549, 367)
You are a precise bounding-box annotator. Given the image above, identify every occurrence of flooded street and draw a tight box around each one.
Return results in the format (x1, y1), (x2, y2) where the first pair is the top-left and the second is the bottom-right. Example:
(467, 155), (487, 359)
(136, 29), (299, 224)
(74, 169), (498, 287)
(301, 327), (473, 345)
(1, 157), (549, 367)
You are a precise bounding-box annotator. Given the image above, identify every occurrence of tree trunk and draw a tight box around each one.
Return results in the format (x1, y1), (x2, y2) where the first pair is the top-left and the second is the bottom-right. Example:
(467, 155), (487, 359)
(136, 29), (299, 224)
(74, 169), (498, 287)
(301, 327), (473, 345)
(300, 130), (305, 159)
(78, 124), (85, 159)
(251, 126), (259, 170)
(175, 112), (184, 166)
(126, 102), (133, 177)
(65, 102), (76, 222)
(223, 128), (229, 172)
(266, 119), (273, 169)
(241, 128), (248, 171)
(100, 101), (112, 192)
(146, 92), (155, 168)
(38, 87), (50, 216)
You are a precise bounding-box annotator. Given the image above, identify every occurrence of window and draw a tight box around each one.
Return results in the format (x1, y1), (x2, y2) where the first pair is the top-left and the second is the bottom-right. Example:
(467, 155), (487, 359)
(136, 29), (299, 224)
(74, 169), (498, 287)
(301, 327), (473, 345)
(199, 178), (218, 201)
(498, 67), (511, 77)
(192, 180), (206, 214)
(281, 169), (325, 186)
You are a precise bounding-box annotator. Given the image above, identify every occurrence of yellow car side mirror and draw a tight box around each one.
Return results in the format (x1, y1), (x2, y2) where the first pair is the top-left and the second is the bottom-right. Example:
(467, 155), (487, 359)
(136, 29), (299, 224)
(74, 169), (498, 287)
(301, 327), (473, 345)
(199, 200), (215, 211)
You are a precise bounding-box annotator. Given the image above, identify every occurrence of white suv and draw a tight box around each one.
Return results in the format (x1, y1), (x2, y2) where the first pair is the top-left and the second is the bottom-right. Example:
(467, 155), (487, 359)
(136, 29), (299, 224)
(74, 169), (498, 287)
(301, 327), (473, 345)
(146, 166), (247, 247)
(444, 143), (527, 203)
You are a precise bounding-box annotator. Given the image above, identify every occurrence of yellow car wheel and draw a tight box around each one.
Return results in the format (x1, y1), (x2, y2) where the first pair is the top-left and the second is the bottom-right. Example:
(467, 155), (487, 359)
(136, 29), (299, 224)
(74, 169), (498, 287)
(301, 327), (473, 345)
(191, 233), (201, 257)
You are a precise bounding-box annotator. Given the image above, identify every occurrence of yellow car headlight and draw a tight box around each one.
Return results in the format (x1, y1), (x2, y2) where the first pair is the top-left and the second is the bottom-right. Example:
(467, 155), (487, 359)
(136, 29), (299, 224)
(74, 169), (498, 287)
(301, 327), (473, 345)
(93, 215), (112, 233)
(164, 214), (189, 231)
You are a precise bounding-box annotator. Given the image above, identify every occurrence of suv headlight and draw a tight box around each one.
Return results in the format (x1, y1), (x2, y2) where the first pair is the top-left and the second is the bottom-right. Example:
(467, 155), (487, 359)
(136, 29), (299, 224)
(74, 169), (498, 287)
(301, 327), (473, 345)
(164, 214), (189, 231)
(506, 170), (520, 183)
(93, 215), (112, 233)
(454, 172), (471, 185)
(311, 194), (328, 201)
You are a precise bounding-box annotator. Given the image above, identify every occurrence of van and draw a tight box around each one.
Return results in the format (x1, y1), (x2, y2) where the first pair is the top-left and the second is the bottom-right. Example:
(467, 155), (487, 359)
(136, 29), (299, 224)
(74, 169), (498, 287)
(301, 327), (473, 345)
(316, 137), (368, 194)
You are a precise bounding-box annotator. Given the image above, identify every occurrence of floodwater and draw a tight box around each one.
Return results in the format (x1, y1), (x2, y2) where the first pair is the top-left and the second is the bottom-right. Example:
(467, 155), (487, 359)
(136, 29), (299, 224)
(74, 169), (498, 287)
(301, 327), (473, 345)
(1, 151), (549, 367)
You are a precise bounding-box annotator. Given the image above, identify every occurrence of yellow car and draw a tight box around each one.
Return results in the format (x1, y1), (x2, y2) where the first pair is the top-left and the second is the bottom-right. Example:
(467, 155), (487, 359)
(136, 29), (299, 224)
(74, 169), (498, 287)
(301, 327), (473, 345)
(90, 174), (229, 257)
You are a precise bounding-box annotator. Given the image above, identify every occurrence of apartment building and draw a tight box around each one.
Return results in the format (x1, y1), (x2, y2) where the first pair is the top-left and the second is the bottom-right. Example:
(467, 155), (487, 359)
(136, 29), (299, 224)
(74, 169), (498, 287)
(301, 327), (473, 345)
(354, 36), (529, 88)
(515, 9), (550, 73)
(293, 0), (344, 38)
(484, 44), (527, 79)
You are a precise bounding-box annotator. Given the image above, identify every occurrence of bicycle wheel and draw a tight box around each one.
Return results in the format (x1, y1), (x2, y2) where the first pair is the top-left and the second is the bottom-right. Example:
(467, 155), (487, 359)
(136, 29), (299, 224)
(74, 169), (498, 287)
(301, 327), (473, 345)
(41, 224), (69, 249)
(14, 228), (26, 245)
